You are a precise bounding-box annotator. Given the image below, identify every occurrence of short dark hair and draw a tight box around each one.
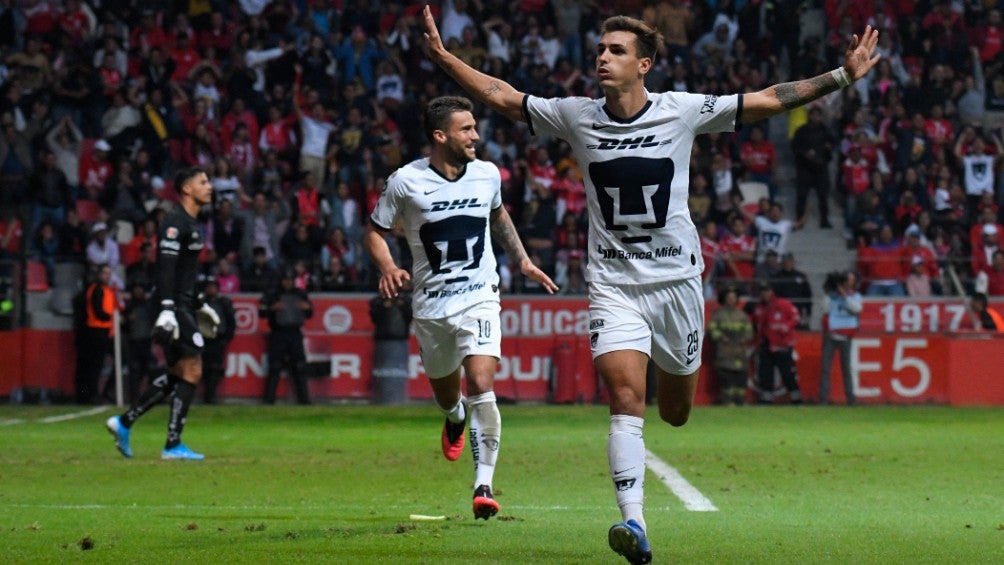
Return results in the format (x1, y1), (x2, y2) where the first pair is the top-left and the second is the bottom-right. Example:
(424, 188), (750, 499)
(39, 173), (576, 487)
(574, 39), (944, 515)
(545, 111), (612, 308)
(717, 286), (738, 305)
(174, 166), (206, 195)
(600, 16), (662, 61)
(423, 96), (474, 142)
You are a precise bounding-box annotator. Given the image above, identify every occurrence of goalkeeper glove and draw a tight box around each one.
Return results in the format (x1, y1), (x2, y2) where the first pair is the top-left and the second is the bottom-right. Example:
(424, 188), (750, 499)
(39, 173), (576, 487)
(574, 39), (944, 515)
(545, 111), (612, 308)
(153, 300), (179, 344)
(197, 302), (221, 339)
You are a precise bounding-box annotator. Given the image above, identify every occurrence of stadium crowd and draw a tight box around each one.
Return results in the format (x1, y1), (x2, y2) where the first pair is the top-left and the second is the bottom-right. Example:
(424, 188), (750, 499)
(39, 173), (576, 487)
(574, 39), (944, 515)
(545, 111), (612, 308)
(2, 0), (1004, 310)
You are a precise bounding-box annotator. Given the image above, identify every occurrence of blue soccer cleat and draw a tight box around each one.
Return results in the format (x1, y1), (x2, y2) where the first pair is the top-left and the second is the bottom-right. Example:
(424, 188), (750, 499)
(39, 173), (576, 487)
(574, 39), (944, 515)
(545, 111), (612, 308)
(161, 444), (205, 460)
(608, 519), (652, 564)
(105, 416), (132, 458)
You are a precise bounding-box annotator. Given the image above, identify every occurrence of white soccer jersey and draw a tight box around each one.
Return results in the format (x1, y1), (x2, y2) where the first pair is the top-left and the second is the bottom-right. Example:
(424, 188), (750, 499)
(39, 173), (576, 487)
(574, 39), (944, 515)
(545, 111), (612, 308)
(370, 158), (502, 319)
(962, 154), (995, 196)
(525, 91), (742, 284)
(753, 215), (794, 262)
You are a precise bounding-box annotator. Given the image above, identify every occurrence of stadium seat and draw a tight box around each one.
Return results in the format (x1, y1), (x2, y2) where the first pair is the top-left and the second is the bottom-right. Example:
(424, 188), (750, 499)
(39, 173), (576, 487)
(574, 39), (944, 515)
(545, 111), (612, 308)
(52, 262), (84, 289)
(738, 181), (769, 214)
(26, 261), (49, 292)
(49, 286), (75, 316)
(76, 199), (102, 224)
(115, 220), (135, 245)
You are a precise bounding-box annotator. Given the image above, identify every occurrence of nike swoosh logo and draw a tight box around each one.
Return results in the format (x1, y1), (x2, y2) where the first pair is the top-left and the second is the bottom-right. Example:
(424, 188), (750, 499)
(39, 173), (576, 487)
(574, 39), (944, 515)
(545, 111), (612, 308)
(476, 340), (491, 346)
(685, 355), (697, 365)
(424, 189), (439, 195)
(591, 123), (610, 130)
(613, 467), (634, 475)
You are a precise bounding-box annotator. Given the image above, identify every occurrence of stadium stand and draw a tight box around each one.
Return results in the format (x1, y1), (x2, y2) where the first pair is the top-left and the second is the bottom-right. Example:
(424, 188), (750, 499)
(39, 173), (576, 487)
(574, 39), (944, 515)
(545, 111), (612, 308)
(2, 0), (1004, 404)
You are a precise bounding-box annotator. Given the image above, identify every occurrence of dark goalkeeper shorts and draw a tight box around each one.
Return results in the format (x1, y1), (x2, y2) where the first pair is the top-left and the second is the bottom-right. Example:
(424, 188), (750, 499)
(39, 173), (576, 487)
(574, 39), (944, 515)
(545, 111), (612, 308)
(164, 309), (205, 367)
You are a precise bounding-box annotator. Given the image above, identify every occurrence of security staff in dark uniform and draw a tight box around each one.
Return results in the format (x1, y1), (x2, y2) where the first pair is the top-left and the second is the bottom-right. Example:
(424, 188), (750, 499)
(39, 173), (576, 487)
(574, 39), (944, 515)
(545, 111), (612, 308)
(105, 167), (220, 460)
(261, 270), (313, 404)
(123, 281), (157, 404)
(200, 276), (235, 404)
(77, 263), (117, 404)
(369, 289), (413, 404)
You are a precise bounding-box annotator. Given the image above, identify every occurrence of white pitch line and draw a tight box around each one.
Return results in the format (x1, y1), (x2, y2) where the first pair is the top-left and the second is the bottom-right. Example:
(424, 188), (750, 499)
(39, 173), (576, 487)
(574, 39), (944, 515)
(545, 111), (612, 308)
(38, 406), (109, 423)
(645, 449), (718, 512)
(0, 418), (25, 426)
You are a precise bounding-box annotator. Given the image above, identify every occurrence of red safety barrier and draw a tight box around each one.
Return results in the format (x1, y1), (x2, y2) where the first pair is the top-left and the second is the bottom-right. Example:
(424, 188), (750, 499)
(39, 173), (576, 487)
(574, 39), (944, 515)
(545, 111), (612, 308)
(5, 296), (1004, 406)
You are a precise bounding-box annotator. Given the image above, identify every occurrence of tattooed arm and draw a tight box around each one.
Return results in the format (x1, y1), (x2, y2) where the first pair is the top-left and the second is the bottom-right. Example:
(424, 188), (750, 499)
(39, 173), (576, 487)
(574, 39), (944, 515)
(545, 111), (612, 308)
(422, 5), (526, 123)
(490, 206), (559, 294)
(742, 26), (881, 123)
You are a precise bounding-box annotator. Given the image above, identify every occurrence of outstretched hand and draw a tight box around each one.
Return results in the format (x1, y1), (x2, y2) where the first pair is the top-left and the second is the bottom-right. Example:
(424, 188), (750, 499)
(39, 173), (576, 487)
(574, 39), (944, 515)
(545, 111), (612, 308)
(520, 258), (559, 295)
(843, 25), (881, 81)
(421, 5), (446, 60)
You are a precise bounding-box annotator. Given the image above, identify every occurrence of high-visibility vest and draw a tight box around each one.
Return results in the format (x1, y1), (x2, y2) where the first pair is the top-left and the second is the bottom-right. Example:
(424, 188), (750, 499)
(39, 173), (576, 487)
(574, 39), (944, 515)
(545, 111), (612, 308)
(987, 308), (1004, 332)
(85, 282), (116, 336)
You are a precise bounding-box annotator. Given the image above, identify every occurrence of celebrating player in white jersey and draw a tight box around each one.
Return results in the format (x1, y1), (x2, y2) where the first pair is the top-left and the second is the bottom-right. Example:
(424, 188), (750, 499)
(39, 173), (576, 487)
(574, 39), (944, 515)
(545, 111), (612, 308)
(364, 95), (557, 521)
(423, 7), (879, 563)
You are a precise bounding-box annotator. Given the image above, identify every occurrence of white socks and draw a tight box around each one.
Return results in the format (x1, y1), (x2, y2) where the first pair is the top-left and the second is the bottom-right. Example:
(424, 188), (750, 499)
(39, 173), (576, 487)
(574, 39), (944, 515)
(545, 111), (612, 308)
(442, 396), (466, 424)
(468, 391), (501, 488)
(608, 414), (646, 531)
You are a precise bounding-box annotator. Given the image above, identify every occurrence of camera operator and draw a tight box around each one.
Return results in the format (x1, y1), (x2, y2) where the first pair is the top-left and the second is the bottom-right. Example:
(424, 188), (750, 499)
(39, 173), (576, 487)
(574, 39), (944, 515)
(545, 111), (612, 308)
(819, 270), (862, 405)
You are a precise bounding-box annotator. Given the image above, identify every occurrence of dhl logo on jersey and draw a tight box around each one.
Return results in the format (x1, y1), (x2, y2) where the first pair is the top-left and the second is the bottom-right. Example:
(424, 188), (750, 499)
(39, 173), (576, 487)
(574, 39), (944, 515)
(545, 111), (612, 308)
(586, 135), (672, 151)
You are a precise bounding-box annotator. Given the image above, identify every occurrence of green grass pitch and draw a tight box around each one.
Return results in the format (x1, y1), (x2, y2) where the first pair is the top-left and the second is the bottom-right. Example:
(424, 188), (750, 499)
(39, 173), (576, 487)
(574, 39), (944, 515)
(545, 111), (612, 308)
(1, 404), (1002, 563)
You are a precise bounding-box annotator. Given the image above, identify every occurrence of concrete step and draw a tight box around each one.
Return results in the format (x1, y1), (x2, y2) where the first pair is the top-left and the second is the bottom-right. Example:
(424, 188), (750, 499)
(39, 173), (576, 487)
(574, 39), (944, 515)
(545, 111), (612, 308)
(768, 114), (855, 330)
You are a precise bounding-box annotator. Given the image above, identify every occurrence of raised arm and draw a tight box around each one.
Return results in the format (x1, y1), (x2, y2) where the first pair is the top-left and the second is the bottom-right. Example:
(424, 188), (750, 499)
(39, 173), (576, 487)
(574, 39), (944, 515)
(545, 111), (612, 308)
(742, 26), (880, 124)
(422, 5), (526, 123)
(489, 205), (558, 294)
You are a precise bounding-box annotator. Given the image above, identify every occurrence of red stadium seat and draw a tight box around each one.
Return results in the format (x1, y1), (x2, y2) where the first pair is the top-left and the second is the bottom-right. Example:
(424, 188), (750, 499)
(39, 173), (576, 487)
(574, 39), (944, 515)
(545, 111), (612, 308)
(26, 261), (49, 292)
(76, 199), (102, 223)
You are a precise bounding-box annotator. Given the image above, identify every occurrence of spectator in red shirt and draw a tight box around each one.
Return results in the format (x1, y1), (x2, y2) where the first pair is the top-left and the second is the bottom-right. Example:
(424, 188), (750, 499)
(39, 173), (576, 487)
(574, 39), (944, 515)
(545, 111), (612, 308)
(131, 10), (168, 57)
(739, 124), (777, 198)
(224, 123), (258, 186)
(258, 105), (298, 165)
(699, 221), (723, 298)
(923, 103), (954, 155)
(181, 122), (220, 168)
(0, 208), (22, 259)
(169, 32), (201, 84)
(969, 206), (1004, 256)
(900, 225), (939, 285)
(526, 146), (556, 199)
(358, 175), (380, 217)
(122, 217), (158, 266)
(972, 223), (1002, 276)
(860, 224), (906, 296)
(554, 210), (586, 255)
(58, 0), (93, 43)
(751, 280), (802, 404)
(978, 251), (1004, 296)
(841, 143), (871, 227)
(550, 165), (586, 222)
(198, 11), (235, 57)
(922, 0), (968, 64)
(720, 214), (756, 287)
(893, 190), (924, 234)
(220, 98), (259, 151)
(974, 9), (1003, 63)
(289, 171), (328, 234)
(79, 139), (114, 200)
(97, 52), (124, 99)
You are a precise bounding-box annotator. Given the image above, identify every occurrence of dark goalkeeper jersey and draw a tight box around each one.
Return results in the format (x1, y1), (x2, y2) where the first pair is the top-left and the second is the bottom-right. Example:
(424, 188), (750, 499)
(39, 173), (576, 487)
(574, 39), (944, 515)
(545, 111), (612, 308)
(157, 208), (204, 310)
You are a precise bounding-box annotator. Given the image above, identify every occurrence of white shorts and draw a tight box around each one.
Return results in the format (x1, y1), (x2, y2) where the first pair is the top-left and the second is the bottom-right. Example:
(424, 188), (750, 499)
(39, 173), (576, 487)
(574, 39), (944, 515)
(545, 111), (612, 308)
(413, 301), (502, 379)
(588, 277), (705, 375)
